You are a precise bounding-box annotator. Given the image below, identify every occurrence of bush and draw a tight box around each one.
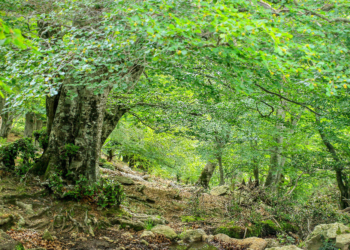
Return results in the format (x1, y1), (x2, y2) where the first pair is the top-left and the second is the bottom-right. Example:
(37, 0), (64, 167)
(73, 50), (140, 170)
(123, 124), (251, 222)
(0, 138), (37, 175)
(33, 128), (49, 151)
(48, 172), (125, 208)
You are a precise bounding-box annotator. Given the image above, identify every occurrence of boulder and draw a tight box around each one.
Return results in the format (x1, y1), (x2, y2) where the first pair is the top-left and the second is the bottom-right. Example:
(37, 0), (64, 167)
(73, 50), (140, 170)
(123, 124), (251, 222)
(42, 229), (54, 241)
(203, 234), (214, 242)
(0, 230), (23, 250)
(335, 234), (350, 250)
(265, 238), (281, 248)
(305, 223), (350, 250)
(115, 176), (134, 185)
(179, 229), (207, 242)
(110, 217), (145, 231)
(141, 231), (155, 238)
(215, 234), (267, 250)
(151, 225), (177, 240)
(266, 246), (302, 250)
(210, 185), (230, 196)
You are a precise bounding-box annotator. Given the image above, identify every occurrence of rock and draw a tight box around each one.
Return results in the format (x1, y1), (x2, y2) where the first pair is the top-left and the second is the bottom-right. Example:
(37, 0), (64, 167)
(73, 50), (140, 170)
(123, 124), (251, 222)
(122, 232), (133, 239)
(115, 176), (134, 185)
(215, 234), (267, 250)
(210, 185), (230, 196)
(180, 229), (207, 242)
(0, 229), (23, 250)
(141, 231), (155, 238)
(313, 222), (350, 239)
(42, 229), (54, 241)
(266, 246), (302, 250)
(265, 239), (281, 248)
(140, 239), (149, 246)
(335, 234), (350, 250)
(305, 223), (350, 250)
(110, 217), (145, 231)
(203, 234), (214, 242)
(151, 225), (177, 240)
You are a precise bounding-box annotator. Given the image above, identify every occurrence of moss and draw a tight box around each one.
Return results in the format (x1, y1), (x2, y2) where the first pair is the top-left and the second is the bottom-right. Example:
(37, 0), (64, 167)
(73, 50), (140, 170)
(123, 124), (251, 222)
(181, 216), (204, 222)
(260, 220), (279, 235)
(216, 224), (244, 238)
(336, 226), (342, 235)
(281, 222), (298, 233)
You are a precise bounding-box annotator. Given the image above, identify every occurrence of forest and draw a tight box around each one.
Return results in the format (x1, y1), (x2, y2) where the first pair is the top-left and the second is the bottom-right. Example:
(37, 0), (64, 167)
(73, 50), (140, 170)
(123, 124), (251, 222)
(0, 0), (350, 249)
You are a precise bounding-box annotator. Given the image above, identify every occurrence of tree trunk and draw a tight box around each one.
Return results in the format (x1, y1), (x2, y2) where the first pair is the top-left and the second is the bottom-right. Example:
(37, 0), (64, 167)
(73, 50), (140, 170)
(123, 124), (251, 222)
(24, 112), (43, 138)
(218, 155), (225, 186)
(265, 105), (285, 187)
(316, 115), (349, 209)
(101, 105), (128, 146)
(34, 84), (111, 183)
(196, 161), (217, 189)
(0, 111), (13, 139)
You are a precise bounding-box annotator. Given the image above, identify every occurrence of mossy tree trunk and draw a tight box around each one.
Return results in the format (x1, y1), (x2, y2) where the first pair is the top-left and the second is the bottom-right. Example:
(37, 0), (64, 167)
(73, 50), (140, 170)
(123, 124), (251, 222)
(35, 84), (111, 183)
(265, 105), (286, 187)
(24, 112), (43, 138)
(316, 115), (349, 209)
(196, 161), (217, 189)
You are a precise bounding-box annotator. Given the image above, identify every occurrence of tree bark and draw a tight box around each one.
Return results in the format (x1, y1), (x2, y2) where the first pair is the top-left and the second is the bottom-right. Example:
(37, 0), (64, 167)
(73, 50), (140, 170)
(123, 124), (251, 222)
(196, 161), (217, 189)
(0, 111), (14, 139)
(24, 112), (43, 138)
(316, 115), (349, 209)
(34, 84), (111, 183)
(101, 104), (128, 146)
(265, 105), (285, 187)
(218, 155), (225, 186)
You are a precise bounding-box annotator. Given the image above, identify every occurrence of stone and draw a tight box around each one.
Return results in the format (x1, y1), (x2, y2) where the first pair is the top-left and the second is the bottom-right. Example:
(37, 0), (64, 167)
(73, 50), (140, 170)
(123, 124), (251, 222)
(151, 225), (177, 240)
(266, 246), (303, 250)
(210, 185), (230, 196)
(336, 234), (350, 250)
(179, 229), (207, 242)
(115, 176), (134, 185)
(110, 217), (145, 231)
(0, 229), (23, 250)
(305, 223), (350, 250)
(265, 238), (281, 248)
(140, 239), (149, 246)
(122, 232), (133, 239)
(140, 231), (155, 238)
(42, 229), (54, 241)
(215, 234), (267, 250)
(203, 234), (214, 242)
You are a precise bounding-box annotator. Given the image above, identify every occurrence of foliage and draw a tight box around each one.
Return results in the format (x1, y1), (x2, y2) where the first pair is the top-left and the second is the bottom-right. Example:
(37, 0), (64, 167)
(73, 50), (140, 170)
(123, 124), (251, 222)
(33, 128), (49, 151)
(145, 218), (155, 230)
(0, 138), (37, 175)
(48, 172), (125, 208)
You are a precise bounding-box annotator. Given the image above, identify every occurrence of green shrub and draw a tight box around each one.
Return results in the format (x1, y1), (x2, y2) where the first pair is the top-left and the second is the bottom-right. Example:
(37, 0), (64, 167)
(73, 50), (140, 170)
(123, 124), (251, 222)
(33, 128), (49, 151)
(48, 173), (125, 208)
(0, 138), (37, 175)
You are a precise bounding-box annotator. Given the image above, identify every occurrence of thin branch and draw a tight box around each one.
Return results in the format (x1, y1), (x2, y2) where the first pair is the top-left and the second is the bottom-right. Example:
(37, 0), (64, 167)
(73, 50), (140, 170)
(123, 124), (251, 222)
(254, 83), (321, 115)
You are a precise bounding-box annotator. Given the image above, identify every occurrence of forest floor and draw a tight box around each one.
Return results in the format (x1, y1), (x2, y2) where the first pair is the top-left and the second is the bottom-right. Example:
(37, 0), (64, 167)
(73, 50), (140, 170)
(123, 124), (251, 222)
(0, 161), (251, 250)
(0, 140), (307, 250)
